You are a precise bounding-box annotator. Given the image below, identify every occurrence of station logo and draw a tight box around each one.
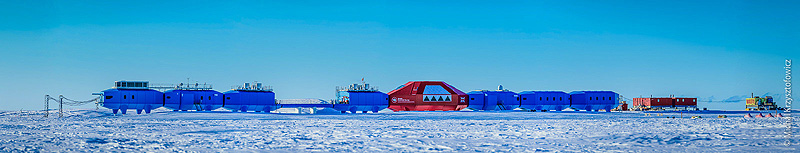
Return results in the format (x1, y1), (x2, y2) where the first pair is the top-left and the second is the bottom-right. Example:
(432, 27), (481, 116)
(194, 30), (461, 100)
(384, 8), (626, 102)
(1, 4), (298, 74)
(392, 97), (414, 103)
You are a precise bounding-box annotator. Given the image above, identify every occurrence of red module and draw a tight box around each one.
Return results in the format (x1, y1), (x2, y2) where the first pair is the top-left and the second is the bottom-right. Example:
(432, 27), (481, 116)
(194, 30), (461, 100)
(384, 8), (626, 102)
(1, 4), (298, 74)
(387, 81), (469, 111)
(631, 97), (697, 108)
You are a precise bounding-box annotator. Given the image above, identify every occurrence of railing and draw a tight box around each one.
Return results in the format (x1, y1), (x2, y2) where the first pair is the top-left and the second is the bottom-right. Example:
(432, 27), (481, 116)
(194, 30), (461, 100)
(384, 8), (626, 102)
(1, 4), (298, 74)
(232, 85), (273, 91)
(112, 82), (214, 91)
(277, 99), (330, 104)
(336, 84), (378, 92)
(175, 83), (213, 90)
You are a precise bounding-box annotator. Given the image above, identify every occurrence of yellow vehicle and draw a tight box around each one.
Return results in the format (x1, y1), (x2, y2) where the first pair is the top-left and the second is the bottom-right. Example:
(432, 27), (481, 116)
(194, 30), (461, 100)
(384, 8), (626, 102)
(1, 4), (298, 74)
(745, 96), (777, 110)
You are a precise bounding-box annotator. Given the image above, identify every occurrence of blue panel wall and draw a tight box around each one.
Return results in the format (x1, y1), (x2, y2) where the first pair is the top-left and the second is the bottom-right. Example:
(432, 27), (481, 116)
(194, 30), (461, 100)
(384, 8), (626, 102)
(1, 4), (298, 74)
(519, 91), (569, 111)
(467, 91), (486, 110)
(101, 89), (164, 114)
(466, 91), (519, 111)
(222, 90), (277, 112)
(163, 90), (224, 111)
(569, 91), (619, 112)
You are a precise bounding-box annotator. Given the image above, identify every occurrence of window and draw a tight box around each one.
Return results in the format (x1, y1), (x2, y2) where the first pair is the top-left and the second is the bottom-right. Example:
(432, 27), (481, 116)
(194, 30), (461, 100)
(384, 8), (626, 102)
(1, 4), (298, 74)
(540, 97), (542, 101)
(226, 97), (230, 100)
(208, 96), (211, 100)
(132, 95), (134, 99)
(116, 82), (122, 87)
(559, 97), (562, 101)
(166, 96), (171, 99)
(603, 97), (605, 100)
(546, 97), (549, 101)
(200, 96), (203, 100)
(124, 95), (127, 99)
(471, 98), (474, 100)
(105, 96), (113, 99)
(523, 98), (527, 100)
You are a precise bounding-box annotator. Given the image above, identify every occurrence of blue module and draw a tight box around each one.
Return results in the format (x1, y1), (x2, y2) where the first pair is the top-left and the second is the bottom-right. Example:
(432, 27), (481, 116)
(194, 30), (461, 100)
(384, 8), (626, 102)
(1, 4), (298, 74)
(333, 91), (389, 113)
(333, 83), (389, 113)
(222, 82), (277, 112)
(569, 91), (619, 112)
(163, 89), (223, 111)
(467, 90), (520, 111)
(101, 81), (164, 114)
(518, 91), (570, 111)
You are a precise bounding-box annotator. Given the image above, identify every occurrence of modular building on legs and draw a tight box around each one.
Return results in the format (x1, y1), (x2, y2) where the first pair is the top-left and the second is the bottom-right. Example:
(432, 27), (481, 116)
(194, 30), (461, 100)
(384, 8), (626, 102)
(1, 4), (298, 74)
(101, 81), (164, 114)
(569, 91), (619, 112)
(333, 82), (389, 113)
(163, 83), (223, 111)
(388, 81), (468, 111)
(519, 91), (570, 111)
(467, 85), (519, 111)
(222, 82), (277, 112)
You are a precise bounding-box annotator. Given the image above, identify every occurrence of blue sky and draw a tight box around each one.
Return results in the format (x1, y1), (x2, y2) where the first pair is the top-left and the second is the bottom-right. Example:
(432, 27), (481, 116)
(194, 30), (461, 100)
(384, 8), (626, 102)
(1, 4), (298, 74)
(0, 0), (798, 110)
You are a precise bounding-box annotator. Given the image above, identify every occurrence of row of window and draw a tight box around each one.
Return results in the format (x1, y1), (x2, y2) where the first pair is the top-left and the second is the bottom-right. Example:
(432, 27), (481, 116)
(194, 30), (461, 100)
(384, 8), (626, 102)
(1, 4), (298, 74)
(592, 97), (613, 101)
(654, 99), (696, 102)
(107, 95), (215, 100)
(165, 96), (214, 100)
(470, 97), (566, 101)
(104, 95), (138, 99)
(468, 96), (611, 101)
(538, 97), (563, 101)
(115, 82), (148, 88)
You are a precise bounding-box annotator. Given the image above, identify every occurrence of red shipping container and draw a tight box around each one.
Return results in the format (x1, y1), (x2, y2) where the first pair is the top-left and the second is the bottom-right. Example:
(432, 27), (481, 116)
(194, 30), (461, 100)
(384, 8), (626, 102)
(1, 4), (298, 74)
(674, 98), (697, 106)
(632, 98), (672, 107)
(387, 81), (468, 111)
(632, 97), (697, 107)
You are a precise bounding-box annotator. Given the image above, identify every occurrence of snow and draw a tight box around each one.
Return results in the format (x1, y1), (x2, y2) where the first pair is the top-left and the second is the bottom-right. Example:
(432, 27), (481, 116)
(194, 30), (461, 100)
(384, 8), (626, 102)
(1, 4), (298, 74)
(0, 109), (797, 152)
